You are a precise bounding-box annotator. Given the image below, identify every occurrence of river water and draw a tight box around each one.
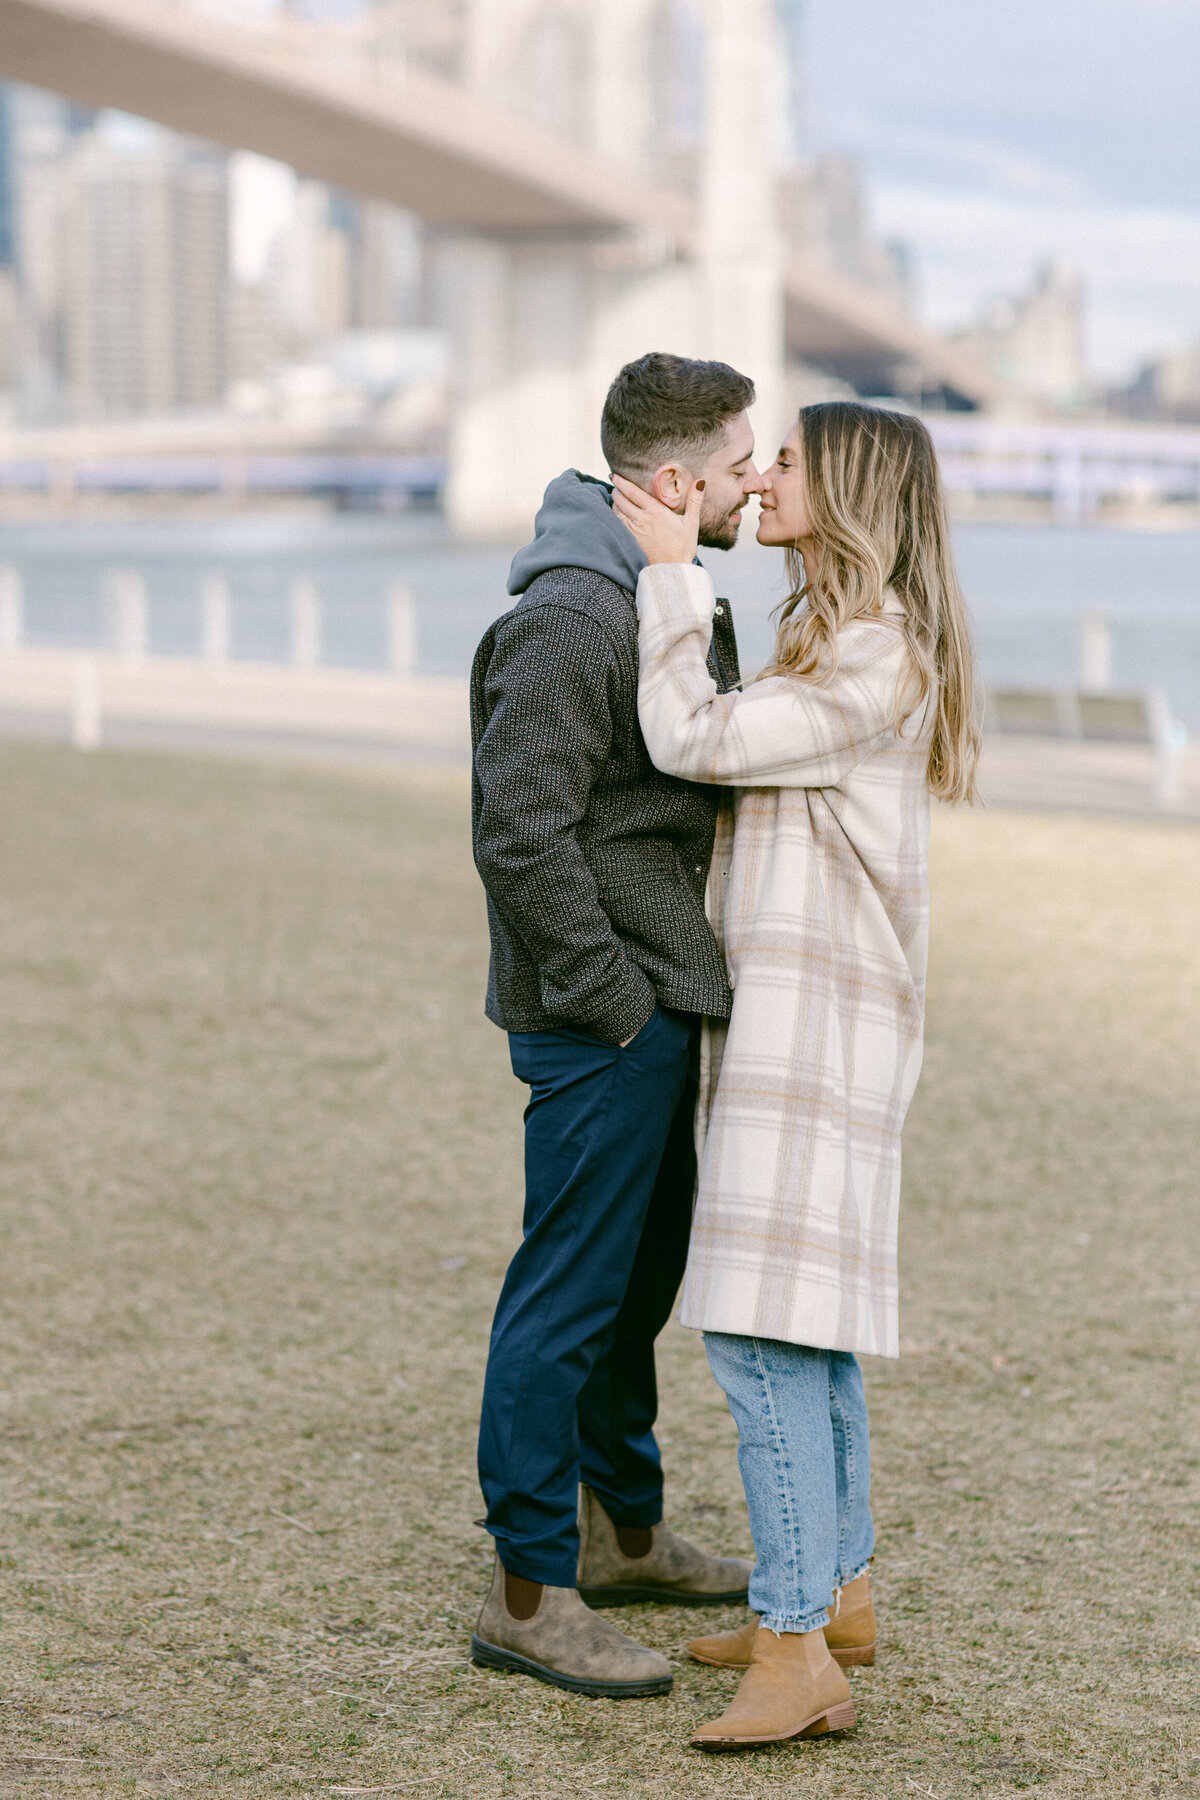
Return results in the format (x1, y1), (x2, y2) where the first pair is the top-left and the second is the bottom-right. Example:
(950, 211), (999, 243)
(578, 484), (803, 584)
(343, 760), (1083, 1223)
(1, 513), (1198, 727)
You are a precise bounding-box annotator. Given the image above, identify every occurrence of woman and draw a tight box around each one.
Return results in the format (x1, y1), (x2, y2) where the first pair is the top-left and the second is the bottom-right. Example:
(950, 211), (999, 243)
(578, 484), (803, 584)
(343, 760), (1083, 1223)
(612, 402), (979, 1751)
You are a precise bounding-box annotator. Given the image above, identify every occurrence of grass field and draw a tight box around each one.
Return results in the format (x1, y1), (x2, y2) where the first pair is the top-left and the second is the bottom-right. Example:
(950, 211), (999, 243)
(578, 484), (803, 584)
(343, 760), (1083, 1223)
(0, 741), (1197, 1800)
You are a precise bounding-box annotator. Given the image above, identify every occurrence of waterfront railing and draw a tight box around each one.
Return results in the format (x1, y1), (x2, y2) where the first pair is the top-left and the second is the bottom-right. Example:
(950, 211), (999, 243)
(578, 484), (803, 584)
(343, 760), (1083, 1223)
(0, 564), (468, 761)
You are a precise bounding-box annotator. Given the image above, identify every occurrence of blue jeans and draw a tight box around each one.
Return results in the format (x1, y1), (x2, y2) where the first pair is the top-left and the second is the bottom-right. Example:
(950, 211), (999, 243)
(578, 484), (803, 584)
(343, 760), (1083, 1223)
(478, 1007), (699, 1587)
(704, 1333), (875, 1634)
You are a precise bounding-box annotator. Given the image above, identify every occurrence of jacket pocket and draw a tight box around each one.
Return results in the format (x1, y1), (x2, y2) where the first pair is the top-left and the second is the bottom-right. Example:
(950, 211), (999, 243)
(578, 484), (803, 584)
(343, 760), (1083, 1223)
(593, 862), (710, 960)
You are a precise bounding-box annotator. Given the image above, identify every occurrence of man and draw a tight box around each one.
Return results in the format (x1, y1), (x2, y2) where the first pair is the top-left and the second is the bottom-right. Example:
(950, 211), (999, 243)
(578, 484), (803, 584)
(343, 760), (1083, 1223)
(469, 352), (765, 1697)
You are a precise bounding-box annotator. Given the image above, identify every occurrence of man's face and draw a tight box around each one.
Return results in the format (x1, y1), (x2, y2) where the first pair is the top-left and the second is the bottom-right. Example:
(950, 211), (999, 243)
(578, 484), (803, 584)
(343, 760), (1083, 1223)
(638, 412), (764, 550)
(694, 413), (764, 550)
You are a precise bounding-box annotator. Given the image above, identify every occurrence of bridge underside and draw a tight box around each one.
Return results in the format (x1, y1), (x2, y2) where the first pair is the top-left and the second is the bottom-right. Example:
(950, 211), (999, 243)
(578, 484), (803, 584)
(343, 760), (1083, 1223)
(0, 0), (688, 235)
(785, 263), (995, 408)
(0, 0), (998, 534)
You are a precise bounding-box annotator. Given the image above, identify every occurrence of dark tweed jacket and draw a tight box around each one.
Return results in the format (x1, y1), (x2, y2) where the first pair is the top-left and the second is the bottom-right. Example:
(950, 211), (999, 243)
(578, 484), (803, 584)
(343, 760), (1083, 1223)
(471, 566), (741, 1045)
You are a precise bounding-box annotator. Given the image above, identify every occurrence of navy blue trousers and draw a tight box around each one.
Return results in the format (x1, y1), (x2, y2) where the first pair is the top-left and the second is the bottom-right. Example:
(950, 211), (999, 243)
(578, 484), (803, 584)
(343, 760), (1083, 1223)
(477, 1006), (699, 1586)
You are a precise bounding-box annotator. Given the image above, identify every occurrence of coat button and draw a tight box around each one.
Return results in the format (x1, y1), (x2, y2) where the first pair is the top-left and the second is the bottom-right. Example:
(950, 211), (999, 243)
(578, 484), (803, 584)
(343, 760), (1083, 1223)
(694, 865), (703, 873)
(714, 604), (725, 616)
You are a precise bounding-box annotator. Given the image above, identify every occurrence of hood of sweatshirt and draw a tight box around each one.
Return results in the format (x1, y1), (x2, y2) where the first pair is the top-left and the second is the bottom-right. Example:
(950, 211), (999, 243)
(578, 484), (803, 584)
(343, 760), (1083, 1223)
(507, 469), (647, 597)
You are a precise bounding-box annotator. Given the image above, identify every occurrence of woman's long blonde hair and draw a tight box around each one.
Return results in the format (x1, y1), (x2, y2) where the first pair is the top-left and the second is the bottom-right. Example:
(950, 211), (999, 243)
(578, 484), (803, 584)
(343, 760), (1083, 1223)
(766, 402), (980, 803)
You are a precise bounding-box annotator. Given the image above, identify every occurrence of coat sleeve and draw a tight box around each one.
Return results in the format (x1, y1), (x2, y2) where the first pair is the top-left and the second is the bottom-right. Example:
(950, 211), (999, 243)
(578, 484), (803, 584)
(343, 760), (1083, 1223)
(636, 562), (907, 789)
(473, 605), (657, 1045)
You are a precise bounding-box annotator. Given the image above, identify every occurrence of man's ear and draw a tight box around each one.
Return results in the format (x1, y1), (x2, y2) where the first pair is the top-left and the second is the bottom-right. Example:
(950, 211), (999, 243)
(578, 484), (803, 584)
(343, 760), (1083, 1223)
(649, 462), (689, 511)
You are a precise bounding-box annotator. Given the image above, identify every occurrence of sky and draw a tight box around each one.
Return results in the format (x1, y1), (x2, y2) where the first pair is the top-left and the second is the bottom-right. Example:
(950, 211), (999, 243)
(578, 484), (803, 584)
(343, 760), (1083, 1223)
(802, 0), (1200, 380)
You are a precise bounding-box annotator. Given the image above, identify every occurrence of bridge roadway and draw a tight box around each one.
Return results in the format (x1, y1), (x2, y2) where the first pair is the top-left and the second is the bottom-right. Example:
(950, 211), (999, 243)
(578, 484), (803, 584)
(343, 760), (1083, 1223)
(0, 0), (689, 235)
(0, 0), (996, 407)
(4, 413), (1199, 526)
(4, 413), (1198, 520)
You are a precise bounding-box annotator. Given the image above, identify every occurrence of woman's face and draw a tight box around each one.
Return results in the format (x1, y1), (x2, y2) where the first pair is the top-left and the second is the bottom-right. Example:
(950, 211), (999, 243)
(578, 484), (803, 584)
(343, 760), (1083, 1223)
(757, 424), (816, 550)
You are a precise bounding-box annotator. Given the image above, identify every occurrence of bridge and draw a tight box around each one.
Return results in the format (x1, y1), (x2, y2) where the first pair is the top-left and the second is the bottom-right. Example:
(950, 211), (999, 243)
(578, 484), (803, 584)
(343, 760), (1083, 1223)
(5, 412), (1197, 526)
(0, 0), (691, 233)
(0, 0), (997, 530)
(924, 416), (1200, 520)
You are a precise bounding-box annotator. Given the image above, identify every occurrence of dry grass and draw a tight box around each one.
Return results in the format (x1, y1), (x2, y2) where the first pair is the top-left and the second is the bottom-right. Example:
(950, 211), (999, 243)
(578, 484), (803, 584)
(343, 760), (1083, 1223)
(0, 741), (1197, 1800)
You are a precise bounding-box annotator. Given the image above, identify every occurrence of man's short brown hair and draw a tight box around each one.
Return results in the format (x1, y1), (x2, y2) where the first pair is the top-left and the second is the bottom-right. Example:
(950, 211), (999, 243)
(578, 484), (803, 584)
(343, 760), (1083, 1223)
(601, 352), (756, 484)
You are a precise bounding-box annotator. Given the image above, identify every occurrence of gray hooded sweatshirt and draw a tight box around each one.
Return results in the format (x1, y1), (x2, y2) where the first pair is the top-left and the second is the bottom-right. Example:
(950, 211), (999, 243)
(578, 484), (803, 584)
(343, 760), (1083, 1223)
(507, 468), (647, 597)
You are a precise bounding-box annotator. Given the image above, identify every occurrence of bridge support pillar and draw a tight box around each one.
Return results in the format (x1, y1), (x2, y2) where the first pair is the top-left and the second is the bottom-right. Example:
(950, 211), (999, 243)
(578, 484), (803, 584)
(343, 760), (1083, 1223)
(436, 233), (596, 539)
(436, 232), (705, 538)
(437, 0), (787, 540)
(695, 0), (786, 448)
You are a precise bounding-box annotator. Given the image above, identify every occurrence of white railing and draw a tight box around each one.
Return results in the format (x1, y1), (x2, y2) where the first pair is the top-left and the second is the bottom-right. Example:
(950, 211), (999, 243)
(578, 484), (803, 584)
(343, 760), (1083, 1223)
(985, 685), (1187, 811)
(0, 565), (464, 756)
(979, 609), (1189, 810)
(0, 563), (416, 676)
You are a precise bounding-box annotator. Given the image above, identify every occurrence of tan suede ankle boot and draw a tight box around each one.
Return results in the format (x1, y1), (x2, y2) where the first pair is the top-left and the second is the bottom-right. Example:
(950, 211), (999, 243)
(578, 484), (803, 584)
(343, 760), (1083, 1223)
(688, 1611), (759, 1669)
(689, 1571), (877, 1670)
(824, 1572), (877, 1666)
(691, 1625), (855, 1750)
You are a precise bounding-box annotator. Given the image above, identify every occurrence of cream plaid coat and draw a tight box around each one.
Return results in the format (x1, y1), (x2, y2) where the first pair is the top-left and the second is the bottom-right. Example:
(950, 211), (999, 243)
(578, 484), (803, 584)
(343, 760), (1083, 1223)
(636, 563), (932, 1358)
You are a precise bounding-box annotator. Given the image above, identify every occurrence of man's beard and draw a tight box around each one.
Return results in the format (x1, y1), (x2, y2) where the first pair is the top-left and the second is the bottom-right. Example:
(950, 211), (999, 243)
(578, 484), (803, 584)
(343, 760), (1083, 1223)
(698, 501), (743, 552)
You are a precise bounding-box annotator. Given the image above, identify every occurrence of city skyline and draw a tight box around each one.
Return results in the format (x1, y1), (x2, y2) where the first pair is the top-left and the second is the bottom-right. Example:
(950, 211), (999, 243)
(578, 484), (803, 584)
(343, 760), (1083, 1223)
(0, 0), (1196, 444)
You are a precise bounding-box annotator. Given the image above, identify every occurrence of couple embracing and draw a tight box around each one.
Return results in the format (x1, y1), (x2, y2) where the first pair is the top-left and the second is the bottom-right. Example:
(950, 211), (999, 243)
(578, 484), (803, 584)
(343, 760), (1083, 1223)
(467, 353), (979, 1751)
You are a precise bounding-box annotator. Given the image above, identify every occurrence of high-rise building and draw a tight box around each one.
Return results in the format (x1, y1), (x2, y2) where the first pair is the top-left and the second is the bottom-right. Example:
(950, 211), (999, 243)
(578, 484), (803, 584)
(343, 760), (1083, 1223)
(0, 86), (17, 396)
(4, 97), (229, 421)
(0, 86), (15, 272)
(228, 154), (423, 382)
(59, 130), (228, 417)
(6, 85), (95, 420)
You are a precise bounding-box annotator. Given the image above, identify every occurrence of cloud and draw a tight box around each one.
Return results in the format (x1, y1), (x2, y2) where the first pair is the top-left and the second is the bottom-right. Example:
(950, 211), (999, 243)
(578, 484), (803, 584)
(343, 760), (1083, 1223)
(830, 116), (1094, 207)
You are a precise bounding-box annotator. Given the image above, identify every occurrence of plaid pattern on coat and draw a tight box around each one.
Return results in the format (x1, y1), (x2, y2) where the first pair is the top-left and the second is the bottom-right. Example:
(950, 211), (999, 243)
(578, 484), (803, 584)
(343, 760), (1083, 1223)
(636, 563), (932, 1358)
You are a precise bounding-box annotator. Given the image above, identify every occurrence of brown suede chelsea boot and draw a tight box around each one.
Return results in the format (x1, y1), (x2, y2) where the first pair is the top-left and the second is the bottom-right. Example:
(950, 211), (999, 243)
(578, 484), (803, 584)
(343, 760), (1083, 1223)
(471, 1556), (672, 1698)
(576, 1483), (751, 1608)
